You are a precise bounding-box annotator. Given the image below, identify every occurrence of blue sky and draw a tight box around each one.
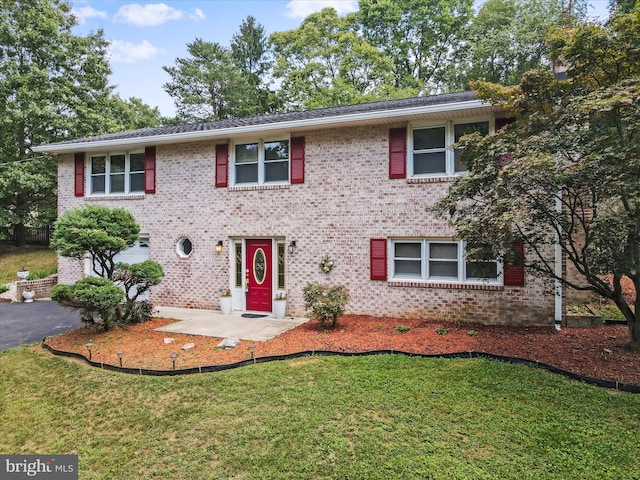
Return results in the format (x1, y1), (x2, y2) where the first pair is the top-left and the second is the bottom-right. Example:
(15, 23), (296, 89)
(69, 0), (611, 117)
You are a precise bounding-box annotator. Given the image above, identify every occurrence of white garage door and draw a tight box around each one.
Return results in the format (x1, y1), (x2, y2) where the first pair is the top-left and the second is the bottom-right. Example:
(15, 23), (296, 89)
(84, 234), (151, 300)
(113, 235), (150, 266)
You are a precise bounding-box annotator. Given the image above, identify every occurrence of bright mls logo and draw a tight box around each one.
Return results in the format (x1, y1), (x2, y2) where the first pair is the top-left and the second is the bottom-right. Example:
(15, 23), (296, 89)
(1, 455), (78, 479)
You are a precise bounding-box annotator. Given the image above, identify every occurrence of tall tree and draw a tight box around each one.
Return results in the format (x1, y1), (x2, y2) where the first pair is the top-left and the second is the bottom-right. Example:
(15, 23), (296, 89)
(610, 0), (638, 14)
(230, 15), (276, 114)
(0, 0), (111, 244)
(358, 0), (474, 93)
(163, 38), (257, 122)
(433, 8), (640, 346)
(106, 96), (164, 130)
(450, 0), (586, 89)
(0, 0), (159, 245)
(269, 7), (405, 110)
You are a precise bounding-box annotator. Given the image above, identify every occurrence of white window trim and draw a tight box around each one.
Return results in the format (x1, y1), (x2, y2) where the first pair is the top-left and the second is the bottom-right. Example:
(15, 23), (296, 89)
(88, 151), (145, 196)
(228, 238), (287, 312)
(390, 238), (503, 285)
(231, 137), (290, 186)
(409, 117), (493, 178)
(176, 237), (193, 258)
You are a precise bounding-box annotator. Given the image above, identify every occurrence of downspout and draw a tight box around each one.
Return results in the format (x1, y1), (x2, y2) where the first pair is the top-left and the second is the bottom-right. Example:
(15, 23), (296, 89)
(555, 193), (563, 330)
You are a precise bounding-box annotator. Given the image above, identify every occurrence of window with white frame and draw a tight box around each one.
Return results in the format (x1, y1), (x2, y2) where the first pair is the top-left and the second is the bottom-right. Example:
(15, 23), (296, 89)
(391, 239), (501, 283)
(234, 139), (289, 185)
(89, 152), (145, 195)
(277, 242), (286, 290)
(411, 120), (489, 176)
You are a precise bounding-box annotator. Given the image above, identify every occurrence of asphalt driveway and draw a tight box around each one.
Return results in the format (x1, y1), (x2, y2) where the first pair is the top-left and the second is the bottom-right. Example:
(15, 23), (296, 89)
(0, 300), (83, 352)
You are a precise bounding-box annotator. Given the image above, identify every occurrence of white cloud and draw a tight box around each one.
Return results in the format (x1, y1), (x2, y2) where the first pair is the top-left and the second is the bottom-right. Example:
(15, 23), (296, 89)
(71, 6), (108, 25)
(190, 8), (206, 21)
(108, 40), (164, 64)
(285, 0), (358, 19)
(113, 3), (205, 27)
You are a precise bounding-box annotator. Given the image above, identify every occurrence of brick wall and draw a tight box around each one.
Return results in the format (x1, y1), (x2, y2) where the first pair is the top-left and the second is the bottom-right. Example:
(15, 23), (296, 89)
(16, 275), (58, 301)
(563, 223), (595, 304)
(57, 122), (555, 326)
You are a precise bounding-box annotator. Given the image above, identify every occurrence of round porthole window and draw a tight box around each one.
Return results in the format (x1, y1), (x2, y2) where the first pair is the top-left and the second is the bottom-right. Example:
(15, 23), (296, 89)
(177, 237), (193, 257)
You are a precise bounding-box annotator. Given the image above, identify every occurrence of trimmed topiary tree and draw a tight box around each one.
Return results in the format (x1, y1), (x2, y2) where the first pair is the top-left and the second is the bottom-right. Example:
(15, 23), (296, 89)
(51, 205), (164, 330)
(52, 277), (124, 331)
(113, 260), (164, 323)
(51, 205), (140, 279)
(302, 283), (350, 329)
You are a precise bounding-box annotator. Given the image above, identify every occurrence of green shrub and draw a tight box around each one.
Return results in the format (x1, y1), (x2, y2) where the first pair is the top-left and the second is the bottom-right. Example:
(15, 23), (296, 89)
(113, 260), (164, 323)
(50, 284), (73, 302)
(396, 325), (410, 333)
(124, 300), (155, 324)
(73, 277), (124, 310)
(52, 278), (124, 330)
(435, 327), (448, 335)
(593, 304), (626, 320)
(26, 266), (57, 280)
(302, 283), (350, 329)
(0, 284), (9, 294)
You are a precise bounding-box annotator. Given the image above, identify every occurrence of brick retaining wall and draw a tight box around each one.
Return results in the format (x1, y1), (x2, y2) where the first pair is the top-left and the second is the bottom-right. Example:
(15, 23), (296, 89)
(16, 275), (58, 301)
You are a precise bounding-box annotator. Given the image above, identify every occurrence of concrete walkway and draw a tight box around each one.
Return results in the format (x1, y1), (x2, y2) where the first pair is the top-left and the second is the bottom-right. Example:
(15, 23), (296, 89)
(154, 306), (308, 342)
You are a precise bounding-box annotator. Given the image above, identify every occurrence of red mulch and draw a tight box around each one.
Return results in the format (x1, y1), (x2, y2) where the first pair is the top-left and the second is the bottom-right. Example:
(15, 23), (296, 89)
(44, 314), (640, 386)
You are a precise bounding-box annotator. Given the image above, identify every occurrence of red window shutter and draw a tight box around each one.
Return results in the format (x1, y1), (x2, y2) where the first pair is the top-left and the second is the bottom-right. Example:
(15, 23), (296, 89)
(74, 152), (85, 197)
(388, 127), (406, 179)
(370, 238), (387, 281)
(215, 144), (229, 187)
(290, 136), (305, 184)
(144, 146), (156, 194)
(503, 242), (525, 286)
(495, 117), (516, 131)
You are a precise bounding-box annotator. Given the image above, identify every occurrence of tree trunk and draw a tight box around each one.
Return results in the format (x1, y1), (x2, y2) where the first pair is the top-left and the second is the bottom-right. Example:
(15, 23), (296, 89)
(101, 309), (111, 332)
(13, 223), (26, 247)
(630, 319), (640, 349)
(611, 275), (639, 348)
(633, 275), (640, 349)
(616, 299), (638, 348)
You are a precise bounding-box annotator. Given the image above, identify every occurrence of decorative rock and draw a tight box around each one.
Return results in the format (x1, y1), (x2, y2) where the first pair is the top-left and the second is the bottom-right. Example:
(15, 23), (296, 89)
(163, 338), (176, 344)
(181, 343), (195, 350)
(217, 337), (240, 349)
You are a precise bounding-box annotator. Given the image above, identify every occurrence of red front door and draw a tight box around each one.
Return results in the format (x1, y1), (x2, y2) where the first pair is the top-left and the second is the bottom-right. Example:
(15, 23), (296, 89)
(246, 239), (272, 312)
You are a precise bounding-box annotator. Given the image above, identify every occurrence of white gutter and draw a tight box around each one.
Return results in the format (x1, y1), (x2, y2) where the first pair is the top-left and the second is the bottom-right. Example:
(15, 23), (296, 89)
(555, 192), (563, 330)
(33, 100), (489, 154)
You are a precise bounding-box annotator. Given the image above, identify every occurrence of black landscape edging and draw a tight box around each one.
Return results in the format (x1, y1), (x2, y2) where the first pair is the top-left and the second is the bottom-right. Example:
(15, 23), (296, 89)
(41, 343), (640, 393)
(603, 319), (627, 325)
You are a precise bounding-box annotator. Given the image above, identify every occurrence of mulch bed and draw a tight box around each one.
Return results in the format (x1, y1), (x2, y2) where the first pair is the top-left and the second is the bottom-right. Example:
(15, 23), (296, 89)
(44, 314), (640, 386)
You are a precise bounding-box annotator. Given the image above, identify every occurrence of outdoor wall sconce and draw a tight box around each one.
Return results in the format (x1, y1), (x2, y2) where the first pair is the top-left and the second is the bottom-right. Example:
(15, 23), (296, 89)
(170, 352), (179, 370)
(288, 240), (297, 255)
(116, 351), (124, 367)
(85, 342), (94, 361)
(215, 240), (223, 254)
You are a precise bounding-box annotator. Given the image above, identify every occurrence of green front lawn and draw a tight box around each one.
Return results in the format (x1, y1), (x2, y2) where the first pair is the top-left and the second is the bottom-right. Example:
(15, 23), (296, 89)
(0, 244), (57, 284)
(1, 348), (639, 479)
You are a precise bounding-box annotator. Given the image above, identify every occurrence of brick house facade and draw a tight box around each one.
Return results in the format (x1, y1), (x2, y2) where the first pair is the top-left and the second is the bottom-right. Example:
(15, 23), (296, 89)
(36, 92), (556, 326)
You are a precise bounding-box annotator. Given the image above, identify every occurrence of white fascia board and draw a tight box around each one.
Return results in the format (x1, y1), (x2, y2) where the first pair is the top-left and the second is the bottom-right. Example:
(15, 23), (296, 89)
(33, 100), (489, 154)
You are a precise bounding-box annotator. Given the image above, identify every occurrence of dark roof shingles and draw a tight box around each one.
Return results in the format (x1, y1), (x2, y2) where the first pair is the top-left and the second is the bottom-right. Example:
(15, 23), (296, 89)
(53, 91), (477, 146)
